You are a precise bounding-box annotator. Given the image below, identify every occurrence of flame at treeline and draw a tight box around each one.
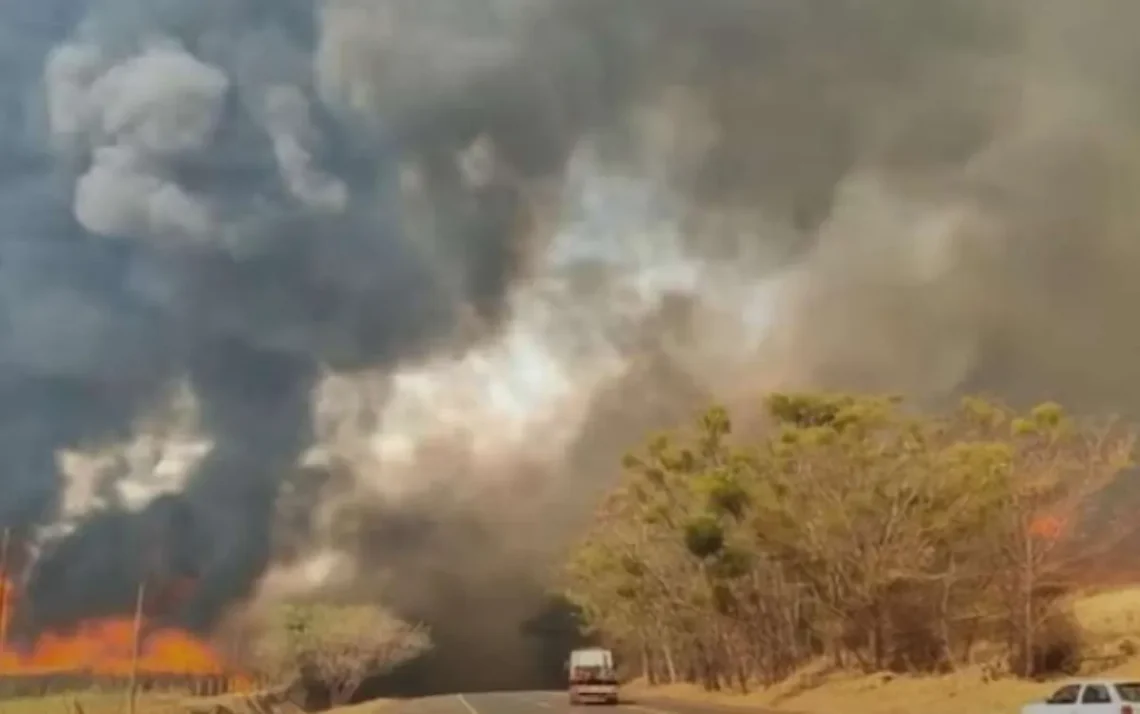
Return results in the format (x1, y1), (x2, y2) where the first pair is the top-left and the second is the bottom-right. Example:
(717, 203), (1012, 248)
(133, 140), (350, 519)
(1030, 514), (1066, 540)
(0, 577), (251, 688)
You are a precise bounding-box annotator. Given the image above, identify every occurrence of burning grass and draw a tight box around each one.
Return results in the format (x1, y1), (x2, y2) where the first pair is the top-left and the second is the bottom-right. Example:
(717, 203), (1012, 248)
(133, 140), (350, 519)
(0, 577), (248, 685)
(628, 586), (1140, 714)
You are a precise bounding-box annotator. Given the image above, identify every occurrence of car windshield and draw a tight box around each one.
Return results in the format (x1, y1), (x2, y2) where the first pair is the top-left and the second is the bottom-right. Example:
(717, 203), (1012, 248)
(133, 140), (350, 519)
(1115, 683), (1140, 702)
(1046, 685), (1081, 704)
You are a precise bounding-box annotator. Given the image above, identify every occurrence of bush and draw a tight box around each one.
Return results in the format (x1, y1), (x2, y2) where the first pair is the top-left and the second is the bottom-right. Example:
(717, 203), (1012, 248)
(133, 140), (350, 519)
(251, 603), (431, 706)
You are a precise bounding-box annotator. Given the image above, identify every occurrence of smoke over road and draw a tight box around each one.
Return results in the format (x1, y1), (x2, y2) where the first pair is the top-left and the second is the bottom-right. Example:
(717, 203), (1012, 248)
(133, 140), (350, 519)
(3, 0), (1140, 690)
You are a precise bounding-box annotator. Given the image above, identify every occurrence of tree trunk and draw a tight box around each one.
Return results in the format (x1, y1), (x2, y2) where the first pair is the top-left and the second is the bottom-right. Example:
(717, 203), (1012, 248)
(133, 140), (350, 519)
(961, 616), (980, 666)
(733, 644), (750, 694)
(937, 576), (956, 670)
(871, 604), (886, 672)
(641, 641), (658, 685)
(661, 640), (678, 684)
(1021, 529), (1036, 678)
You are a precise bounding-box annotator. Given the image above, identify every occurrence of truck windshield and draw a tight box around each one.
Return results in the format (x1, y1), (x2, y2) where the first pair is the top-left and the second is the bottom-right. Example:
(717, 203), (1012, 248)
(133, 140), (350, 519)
(571, 650), (613, 668)
(1115, 683), (1140, 702)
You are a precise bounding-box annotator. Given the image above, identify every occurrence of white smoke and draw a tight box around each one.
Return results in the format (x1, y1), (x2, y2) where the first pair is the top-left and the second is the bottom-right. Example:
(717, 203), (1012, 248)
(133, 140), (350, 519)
(260, 85), (348, 213)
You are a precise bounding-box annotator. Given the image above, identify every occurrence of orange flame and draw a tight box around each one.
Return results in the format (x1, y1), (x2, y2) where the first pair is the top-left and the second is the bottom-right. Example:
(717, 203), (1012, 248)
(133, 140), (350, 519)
(0, 578), (252, 689)
(1030, 514), (1067, 540)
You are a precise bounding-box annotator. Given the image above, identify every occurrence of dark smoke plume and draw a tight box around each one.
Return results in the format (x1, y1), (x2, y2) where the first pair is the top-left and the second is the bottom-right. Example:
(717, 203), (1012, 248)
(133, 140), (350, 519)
(6, 0), (1140, 691)
(1, 0), (577, 633)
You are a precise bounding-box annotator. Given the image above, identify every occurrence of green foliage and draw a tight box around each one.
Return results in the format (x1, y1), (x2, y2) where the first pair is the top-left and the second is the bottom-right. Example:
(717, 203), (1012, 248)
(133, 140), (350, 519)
(251, 603), (431, 705)
(563, 392), (1139, 687)
(683, 515), (725, 559)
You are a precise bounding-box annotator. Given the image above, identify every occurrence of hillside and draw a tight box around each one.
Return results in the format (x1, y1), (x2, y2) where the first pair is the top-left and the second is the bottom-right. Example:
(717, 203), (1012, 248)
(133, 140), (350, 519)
(630, 587), (1140, 714)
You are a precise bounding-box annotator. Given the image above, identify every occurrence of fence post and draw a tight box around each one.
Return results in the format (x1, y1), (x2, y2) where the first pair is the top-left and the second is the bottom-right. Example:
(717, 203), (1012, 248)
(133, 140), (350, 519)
(127, 579), (146, 714)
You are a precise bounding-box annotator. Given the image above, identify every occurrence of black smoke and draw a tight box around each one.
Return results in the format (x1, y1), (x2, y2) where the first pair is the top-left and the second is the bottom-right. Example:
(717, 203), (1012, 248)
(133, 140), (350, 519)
(0, 0), (710, 637)
(0, 0), (583, 633)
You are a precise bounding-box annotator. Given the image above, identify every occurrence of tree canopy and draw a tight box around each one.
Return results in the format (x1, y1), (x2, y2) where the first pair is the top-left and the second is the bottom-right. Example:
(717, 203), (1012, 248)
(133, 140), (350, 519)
(563, 392), (1137, 688)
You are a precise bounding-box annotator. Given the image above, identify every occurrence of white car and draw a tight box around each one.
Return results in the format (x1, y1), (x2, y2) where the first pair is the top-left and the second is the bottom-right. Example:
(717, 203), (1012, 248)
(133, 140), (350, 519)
(1022, 680), (1140, 714)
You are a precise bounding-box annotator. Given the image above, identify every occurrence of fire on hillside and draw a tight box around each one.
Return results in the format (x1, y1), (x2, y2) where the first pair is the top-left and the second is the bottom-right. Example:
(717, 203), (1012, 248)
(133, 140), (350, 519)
(0, 576), (252, 692)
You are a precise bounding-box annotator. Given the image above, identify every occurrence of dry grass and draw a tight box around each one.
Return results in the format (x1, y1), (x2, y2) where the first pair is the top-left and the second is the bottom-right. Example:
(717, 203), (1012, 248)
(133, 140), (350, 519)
(0, 693), (185, 714)
(183, 691), (394, 714)
(0, 692), (394, 714)
(1074, 587), (1140, 646)
(628, 586), (1140, 714)
(628, 667), (1049, 714)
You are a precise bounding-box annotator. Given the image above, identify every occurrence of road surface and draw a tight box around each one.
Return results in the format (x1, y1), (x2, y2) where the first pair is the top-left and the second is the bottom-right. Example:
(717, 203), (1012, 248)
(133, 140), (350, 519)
(383, 691), (774, 714)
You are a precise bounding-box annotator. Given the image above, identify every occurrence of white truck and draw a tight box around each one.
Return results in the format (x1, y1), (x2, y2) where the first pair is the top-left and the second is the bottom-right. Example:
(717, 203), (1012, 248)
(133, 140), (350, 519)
(1022, 680), (1140, 714)
(567, 647), (620, 705)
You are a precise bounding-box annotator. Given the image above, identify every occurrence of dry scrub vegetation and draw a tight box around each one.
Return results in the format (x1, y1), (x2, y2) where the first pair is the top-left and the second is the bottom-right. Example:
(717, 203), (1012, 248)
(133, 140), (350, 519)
(0, 691), (396, 714)
(564, 393), (1140, 711)
(247, 603), (430, 708)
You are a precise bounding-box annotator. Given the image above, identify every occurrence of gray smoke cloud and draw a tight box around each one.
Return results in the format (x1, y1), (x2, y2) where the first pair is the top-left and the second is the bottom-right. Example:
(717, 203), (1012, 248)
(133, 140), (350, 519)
(2, 0), (576, 634)
(5, 0), (1140, 689)
(315, 0), (1140, 689)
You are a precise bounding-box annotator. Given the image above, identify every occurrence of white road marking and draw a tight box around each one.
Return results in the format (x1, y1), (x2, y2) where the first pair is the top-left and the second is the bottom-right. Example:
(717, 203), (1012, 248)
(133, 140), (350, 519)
(502, 693), (552, 708)
(457, 694), (480, 714)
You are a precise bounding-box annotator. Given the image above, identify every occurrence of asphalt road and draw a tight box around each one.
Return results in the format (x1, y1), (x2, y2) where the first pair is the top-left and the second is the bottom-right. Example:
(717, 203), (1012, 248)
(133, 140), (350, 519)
(384, 691), (771, 714)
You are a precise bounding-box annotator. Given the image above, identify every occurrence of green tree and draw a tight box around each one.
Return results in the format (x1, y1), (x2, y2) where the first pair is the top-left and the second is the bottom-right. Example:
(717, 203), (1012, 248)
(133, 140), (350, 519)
(954, 398), (1135, 676)
(563, 391), (1139, 688)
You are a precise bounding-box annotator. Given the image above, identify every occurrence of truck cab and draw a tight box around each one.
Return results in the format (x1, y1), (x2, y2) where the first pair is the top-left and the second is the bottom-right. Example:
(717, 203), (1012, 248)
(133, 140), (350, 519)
(567, 647), (620, 706)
